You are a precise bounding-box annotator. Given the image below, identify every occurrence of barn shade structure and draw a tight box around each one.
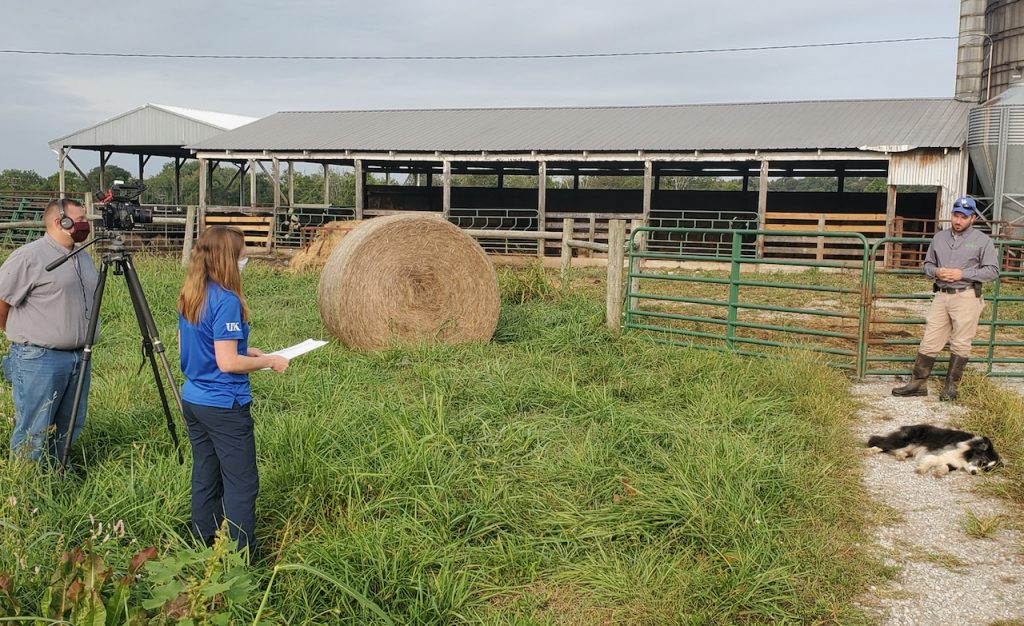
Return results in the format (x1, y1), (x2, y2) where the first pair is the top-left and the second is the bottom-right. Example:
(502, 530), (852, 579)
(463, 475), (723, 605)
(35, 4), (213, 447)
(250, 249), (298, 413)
(183, 98), (972, 257)
(47, 98), (974, 258)
(48, 103), (257, 204)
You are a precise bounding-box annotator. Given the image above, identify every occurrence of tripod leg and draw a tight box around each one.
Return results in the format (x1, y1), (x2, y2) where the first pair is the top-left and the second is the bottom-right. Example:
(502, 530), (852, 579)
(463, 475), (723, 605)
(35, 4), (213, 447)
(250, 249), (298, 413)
(60, 258), (109, 468)
(119, 257), (186, 463)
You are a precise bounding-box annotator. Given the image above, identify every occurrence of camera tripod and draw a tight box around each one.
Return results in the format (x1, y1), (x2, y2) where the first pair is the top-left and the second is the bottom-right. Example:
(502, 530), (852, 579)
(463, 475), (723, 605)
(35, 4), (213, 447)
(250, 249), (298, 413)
(46, 234), (183, 468)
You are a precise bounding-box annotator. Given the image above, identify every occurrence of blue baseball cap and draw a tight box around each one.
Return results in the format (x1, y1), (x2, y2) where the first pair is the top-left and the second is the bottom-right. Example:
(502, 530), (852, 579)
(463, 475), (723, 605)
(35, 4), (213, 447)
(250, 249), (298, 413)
(952, 196), (977, 216)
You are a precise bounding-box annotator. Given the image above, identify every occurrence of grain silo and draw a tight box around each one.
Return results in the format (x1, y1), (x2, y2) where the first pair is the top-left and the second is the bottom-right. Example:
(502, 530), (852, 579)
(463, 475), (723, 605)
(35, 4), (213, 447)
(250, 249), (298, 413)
(962, 0), (1024, 231)
(983, 0), (1024, 100)
(968, 78), (1024, 231)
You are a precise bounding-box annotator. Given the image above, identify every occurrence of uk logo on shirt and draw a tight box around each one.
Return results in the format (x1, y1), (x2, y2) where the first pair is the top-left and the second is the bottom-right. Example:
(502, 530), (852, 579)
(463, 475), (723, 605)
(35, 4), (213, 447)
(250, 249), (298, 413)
(225, 322), (241, 332)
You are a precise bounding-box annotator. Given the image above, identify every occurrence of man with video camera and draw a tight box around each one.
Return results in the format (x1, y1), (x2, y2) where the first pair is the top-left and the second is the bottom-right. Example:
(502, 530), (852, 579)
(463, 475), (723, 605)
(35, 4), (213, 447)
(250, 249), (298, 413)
(0, 198), (97, 465)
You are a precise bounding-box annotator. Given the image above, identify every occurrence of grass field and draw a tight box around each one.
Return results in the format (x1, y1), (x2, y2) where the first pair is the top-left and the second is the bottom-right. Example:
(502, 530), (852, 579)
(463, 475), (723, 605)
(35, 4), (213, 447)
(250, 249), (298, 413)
(2, 256), (887, 624)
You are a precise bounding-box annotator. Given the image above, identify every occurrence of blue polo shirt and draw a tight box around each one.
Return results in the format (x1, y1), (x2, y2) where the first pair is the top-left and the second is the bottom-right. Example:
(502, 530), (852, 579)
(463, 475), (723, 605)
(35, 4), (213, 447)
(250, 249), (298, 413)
(178, 282), (251, 408)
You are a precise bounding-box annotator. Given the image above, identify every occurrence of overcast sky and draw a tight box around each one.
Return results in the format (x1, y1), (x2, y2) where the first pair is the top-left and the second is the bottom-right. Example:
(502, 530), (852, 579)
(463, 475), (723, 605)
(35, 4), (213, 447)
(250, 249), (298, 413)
(1, 0), (961, 174)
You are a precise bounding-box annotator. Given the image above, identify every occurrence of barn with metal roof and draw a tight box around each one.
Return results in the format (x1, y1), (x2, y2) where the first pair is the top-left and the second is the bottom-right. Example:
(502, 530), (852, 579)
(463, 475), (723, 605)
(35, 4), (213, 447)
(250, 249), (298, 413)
(183, 97), (971, 260)
(49, 103), (257, 204)
(191, 99), (968, 153)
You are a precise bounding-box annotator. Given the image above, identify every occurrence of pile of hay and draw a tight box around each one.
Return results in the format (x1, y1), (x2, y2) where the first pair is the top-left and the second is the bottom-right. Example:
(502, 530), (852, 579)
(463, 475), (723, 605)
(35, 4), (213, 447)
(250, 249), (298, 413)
(317, 214), (500, 351)
(288, 220), (363, 272)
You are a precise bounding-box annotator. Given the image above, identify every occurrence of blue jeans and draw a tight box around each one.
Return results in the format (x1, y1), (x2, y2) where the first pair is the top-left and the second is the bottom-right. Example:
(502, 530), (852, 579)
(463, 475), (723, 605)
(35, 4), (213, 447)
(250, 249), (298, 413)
(182, 399), (259, 555)
(2, 344), (90, 465)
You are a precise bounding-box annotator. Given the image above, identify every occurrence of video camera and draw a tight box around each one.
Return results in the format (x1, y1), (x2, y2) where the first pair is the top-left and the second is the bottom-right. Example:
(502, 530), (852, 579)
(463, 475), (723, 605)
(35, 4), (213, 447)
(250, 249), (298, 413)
(95, 179), (153, 231)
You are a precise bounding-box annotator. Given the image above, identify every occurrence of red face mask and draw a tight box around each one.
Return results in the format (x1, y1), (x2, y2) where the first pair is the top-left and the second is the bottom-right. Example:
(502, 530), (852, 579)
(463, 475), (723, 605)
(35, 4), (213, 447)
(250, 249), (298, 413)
(69, 221), (91, 243)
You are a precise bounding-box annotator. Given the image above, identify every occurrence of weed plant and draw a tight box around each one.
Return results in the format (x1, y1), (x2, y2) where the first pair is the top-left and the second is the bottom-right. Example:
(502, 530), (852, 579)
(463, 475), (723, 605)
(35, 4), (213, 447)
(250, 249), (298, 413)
(962, 511), (1004, 540)
(0, 255), (879, 624)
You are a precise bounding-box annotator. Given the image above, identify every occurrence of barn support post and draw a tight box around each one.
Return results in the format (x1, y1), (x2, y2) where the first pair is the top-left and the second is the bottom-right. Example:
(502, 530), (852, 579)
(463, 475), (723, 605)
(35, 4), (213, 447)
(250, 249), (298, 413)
(58, 148), (66, 196)
(354, 160), (364, 219)
(322, 163), (330, 206)
(99, 150), (110, 190)
(137, 154), (147, 201)
(173, 157), (182, 206)
(271, 157), (281, 251)
(537, 161), (547, 258)
(884, 184), (897, 267)
(442, 160), (452, 219)
(287, 161), (295, 208)
(642, 160), (653, 224)
(198, 157), (208, 232)
(756, 159), (770, 258)
(238, 162), (245, 207)
(249, 159), (257, 208)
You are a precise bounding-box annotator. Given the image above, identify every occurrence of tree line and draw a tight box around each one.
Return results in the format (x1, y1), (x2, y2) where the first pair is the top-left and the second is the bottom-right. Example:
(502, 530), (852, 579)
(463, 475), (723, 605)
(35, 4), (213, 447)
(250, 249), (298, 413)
(0, 163), (360, 207)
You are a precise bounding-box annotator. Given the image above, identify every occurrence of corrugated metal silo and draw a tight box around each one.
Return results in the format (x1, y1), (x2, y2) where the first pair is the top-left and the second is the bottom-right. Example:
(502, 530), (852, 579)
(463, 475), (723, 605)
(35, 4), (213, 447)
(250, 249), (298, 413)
(983, 0), (1024, 100)
(968, 79), (1024, 230)
(957, 0), (987, 101)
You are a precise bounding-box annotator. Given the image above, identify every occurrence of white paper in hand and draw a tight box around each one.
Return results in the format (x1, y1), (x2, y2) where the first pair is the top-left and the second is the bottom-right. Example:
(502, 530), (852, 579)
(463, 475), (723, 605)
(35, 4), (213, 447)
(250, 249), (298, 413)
(269, 338), (328, 360)
(259, 339), (328, 369)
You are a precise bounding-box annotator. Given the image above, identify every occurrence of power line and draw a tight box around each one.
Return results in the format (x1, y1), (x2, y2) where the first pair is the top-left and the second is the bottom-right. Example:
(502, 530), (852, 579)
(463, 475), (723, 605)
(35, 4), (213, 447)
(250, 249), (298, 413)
(0, 36), (957, 61)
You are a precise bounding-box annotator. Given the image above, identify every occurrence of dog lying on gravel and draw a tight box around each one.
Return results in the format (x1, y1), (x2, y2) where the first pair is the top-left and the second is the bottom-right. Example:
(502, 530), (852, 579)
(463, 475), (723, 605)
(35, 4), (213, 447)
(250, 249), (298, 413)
(867, 424), (1002, 476)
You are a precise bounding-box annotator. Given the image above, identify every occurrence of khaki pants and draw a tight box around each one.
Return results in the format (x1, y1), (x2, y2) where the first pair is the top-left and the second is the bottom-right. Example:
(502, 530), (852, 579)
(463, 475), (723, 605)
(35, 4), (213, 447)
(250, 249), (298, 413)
(919, 290), (986, 358)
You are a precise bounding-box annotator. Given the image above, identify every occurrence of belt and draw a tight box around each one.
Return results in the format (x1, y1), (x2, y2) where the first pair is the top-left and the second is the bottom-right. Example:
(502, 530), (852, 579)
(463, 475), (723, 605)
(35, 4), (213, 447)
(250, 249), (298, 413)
(15, 343), (83, 352)
(934, 285), (970, 294)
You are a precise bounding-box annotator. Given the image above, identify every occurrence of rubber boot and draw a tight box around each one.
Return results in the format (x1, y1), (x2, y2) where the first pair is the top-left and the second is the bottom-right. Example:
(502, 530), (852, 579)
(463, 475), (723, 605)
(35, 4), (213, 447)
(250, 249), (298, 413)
(939, 354), (969, 401)
(892, 353), (936, 397)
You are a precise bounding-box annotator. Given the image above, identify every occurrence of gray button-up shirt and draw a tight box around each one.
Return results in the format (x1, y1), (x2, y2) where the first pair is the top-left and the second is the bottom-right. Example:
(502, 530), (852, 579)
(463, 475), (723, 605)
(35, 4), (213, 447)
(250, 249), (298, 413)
(923, 226), (999, 289)
(0, 234), (99, 349)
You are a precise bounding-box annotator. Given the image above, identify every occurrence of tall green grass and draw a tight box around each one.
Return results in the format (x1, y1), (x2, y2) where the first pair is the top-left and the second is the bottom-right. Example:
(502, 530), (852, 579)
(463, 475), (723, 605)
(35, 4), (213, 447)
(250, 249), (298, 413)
(0, 256), (878, 624)
(959, 375), (1024, 508)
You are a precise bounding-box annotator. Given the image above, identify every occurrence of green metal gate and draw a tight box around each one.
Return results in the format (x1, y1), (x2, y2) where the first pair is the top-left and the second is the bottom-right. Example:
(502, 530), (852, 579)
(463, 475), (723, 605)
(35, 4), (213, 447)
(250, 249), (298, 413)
(864, 237), (1024, 378)
(625, 227), (1024, 379)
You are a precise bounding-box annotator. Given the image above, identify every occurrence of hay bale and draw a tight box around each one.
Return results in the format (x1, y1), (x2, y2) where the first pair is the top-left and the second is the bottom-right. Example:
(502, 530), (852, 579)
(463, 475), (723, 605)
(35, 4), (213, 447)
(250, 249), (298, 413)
(289, 220), (363, 272)
(318, 213), (500, 351)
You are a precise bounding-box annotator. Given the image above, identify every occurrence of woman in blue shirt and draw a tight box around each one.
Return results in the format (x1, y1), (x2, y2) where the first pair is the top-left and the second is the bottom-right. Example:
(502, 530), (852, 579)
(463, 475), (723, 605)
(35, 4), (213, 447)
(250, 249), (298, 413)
(177, 226), (288, 555)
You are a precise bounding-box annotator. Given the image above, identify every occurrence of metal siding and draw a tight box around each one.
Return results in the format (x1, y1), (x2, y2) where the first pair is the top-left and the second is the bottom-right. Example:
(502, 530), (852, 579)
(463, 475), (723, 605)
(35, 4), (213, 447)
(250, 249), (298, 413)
(984, 0), (1024, 98)
(889, 150), (966, 214)
(189, 99), (971, 153)
(50, 105), (251, 149)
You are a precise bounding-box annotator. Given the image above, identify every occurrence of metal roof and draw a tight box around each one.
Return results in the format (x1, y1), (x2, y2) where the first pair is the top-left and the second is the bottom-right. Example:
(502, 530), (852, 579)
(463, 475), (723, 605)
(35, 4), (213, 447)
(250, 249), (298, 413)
(50, 103), (258, 155)
(189, 98), (971, 154)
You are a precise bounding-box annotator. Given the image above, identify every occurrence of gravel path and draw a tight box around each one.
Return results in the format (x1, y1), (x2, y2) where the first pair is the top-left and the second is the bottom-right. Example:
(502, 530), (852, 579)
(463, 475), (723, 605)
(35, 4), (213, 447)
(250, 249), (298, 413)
(852, 378), (1024, 625)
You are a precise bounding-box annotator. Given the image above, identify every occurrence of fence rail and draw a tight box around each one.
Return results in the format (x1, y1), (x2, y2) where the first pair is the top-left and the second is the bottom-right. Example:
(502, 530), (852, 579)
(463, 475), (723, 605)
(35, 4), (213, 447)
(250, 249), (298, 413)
(449, 208), (539, 255)
(648, 210), (759, 257)
(277, 205), (356, 249)
(762, 211), (887, 262)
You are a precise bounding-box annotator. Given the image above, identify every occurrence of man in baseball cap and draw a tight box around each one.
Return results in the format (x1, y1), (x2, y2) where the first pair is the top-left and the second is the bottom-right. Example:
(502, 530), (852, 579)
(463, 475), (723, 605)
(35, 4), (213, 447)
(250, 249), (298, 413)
(892, 195), (999, 400)
(952, 195), (977, 216)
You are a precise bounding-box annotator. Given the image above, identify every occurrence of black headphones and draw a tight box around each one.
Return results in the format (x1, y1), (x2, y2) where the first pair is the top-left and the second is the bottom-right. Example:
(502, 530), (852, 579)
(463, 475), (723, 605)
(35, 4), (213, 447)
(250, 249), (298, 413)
(56, 198), (74, 230)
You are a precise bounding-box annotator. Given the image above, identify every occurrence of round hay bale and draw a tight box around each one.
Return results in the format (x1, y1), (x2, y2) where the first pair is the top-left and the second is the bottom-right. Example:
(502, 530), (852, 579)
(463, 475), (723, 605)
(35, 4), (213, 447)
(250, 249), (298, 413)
(289, 220), (363, 273)
(318, 213), (500, 351)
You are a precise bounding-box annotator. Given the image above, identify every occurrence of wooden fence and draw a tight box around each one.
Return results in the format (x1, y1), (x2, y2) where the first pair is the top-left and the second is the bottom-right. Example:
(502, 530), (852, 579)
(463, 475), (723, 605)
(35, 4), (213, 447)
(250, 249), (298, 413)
(761, 212), (887, 261)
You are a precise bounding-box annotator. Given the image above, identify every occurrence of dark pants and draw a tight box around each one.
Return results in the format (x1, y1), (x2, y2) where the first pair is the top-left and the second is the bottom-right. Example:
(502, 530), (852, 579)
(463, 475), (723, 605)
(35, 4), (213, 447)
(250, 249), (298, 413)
(182, 399), (259, 554)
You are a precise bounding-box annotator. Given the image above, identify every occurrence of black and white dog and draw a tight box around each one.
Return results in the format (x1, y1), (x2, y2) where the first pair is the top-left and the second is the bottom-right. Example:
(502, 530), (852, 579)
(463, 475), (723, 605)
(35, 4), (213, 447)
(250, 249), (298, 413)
(867, 424), (1002, 476)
